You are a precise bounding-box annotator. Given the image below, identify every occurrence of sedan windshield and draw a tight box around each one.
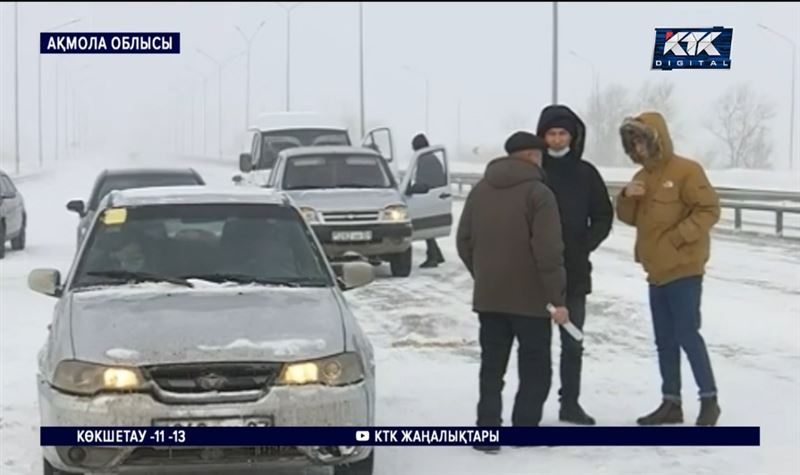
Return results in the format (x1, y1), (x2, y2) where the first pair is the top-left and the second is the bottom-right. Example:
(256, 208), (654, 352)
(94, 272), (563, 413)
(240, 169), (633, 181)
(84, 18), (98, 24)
(72, 204), (332, 289)
(283, 154), (394, 190)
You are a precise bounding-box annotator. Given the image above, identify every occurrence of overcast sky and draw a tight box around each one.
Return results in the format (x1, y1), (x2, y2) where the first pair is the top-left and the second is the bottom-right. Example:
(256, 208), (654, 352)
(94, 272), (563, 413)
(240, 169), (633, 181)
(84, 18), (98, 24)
(1, 1), (798, 172)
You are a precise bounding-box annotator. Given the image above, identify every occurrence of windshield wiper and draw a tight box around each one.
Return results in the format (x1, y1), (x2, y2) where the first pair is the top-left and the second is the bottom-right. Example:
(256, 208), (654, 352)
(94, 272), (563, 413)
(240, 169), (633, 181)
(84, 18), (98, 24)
(282, 277), (330, 287)
(335, 184), (380, 189)
(286, 185), (327, 190)
(182, 273), (305, 288)
(86, 270), (194, 288)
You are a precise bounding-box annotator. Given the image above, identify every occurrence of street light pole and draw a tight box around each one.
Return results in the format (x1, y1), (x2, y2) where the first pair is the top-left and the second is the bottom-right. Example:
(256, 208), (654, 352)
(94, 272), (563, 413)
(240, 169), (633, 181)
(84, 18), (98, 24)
(552, 1), (559, 104)
(235, 21), (266, 130)
(39, 18), (81, 168)
(197, 49), (242, 158)
(186, 67), (209, 156)
(14, 2), (20, 174)
(456, 99), (462, 157)
(202, 77), (208, 156)
(217, 63), (222, 157)
(403, 65), (430, 134)
(759, 23), (797, 169)
(358, 1), (365, 138)
(54, 61), (59, 161)
(425, 77), (430, 134)
(274, 3), (304, 111)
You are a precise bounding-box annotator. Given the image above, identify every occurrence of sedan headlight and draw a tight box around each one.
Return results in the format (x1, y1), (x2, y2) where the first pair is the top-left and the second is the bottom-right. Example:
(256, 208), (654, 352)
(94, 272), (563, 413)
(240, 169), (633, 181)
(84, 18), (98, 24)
(278, 353), (364, 386)
(382, 205), (408, 222)
(299, 207), (320, 223)
(52, 360), (145, 395)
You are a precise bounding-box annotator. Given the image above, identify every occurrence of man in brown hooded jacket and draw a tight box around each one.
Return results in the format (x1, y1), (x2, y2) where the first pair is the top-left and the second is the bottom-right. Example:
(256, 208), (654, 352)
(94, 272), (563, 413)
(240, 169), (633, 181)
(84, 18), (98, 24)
(457, 131), (569, 451)
(616, 111), (722, 426)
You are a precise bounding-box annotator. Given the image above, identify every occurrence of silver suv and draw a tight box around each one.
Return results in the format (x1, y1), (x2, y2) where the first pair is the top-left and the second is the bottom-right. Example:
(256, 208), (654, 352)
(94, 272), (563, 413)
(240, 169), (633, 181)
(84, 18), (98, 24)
(32, 186), (376, 475)
(251, 146), (453, 277)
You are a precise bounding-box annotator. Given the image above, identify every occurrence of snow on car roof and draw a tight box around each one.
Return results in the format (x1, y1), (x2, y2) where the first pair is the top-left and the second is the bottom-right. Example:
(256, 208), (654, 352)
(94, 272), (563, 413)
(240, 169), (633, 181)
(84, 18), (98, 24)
(106, 186), (289, 208)
(280, 146), (382, 159)
(249, 111), (347, 132)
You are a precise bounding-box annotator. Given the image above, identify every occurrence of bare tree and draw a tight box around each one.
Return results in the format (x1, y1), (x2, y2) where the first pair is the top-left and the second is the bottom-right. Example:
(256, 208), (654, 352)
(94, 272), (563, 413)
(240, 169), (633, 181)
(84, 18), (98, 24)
(636, 81), (676, 118)
(584, 83), (631, 166)
(635, 80), (683, 141)
(707, 83), (776, 169)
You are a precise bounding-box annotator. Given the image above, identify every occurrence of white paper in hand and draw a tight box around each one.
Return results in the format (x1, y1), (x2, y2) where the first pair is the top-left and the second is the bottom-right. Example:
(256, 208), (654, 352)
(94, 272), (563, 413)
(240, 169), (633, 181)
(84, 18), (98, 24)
(547, 304), (584, 342)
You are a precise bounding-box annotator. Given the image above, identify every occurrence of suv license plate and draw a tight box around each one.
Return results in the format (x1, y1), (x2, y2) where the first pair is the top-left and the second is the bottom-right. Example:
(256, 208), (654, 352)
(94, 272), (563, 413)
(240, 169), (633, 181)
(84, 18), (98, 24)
(332, 231), (373, 242)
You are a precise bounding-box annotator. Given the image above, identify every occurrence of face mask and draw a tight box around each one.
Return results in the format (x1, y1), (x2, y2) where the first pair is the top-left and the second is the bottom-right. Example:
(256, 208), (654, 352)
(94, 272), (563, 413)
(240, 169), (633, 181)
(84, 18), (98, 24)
(548, 147), (570, 158)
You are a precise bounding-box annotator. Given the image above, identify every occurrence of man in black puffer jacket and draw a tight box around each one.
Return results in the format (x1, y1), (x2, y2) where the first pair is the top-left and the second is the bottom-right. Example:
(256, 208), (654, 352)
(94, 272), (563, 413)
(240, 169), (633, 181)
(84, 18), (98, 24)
(536, 104), (614, 425)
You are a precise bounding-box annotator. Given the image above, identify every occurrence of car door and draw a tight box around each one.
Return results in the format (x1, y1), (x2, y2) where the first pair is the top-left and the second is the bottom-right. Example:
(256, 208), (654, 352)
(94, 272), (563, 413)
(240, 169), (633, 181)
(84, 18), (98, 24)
(244, 132), (271, 187)
(361, 127), (397, 179)
(399, 146), (452, 241)
(1, 175), (23, 237)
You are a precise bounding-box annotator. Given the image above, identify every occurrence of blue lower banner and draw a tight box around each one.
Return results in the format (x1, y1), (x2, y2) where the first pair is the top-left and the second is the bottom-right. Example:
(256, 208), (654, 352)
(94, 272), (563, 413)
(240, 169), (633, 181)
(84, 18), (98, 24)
(41, 427), (760, 447)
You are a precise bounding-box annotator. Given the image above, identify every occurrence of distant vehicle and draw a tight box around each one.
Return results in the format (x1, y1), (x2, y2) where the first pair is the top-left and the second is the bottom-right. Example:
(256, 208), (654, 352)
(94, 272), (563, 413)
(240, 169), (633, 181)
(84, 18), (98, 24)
(66, 168), (205, 246)
(259, 145), (453, 277)
(33, 186), (376, 475)
(236, 112), (396, 186)
(0, 171), (27, 259)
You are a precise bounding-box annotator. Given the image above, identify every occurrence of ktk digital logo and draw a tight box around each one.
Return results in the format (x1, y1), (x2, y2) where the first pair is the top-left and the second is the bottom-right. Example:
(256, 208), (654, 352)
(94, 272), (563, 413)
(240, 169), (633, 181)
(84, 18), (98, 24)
(652, 27), (733, 70)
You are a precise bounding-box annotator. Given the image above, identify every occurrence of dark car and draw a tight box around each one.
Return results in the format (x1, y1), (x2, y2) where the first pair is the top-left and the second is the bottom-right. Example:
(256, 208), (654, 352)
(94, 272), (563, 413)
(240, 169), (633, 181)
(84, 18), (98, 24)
(67, 168), (205, 246)
(0, 171), (27, 259)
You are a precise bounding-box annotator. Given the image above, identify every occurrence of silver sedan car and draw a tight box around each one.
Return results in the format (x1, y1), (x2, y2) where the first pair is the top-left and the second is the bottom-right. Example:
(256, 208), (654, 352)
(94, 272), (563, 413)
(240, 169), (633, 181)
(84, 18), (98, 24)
(31, 187), (376, 475)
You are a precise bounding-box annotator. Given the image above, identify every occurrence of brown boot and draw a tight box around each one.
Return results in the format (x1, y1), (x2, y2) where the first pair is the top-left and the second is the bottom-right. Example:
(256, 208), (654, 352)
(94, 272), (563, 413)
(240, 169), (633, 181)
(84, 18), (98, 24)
(636, 400), (684, 425)
(696, 396), (721, 426)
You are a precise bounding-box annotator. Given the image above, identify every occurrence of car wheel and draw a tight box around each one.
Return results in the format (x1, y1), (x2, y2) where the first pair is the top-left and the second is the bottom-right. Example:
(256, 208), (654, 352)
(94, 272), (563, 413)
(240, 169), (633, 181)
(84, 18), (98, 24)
(334, 450), (374, 475)
(11, 214), (26, 250)
(0, 221), (6, 259)
(390, 247), (412, 278)
(43, 458), (83, 475)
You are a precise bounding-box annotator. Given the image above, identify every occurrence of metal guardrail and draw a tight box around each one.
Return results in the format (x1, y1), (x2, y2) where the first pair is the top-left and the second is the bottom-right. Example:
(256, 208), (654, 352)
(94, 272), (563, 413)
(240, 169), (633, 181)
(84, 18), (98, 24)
(448, 172), (800, 238)
(449, 172), (800, 203)
(182, 156), (800, 238)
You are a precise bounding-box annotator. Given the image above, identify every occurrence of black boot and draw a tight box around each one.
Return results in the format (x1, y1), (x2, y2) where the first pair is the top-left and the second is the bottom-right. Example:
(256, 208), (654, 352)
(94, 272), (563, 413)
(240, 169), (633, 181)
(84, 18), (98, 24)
(559, 400), (596, 425)
(419, 259), (439, 269)
(696, 396), (721, 426)
(636, 400), (684, 426)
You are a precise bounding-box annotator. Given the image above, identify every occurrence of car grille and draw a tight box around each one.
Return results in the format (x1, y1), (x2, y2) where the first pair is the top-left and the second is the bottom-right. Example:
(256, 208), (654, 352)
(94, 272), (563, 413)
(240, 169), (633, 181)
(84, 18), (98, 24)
(322, 211), (380, 223)
(123, 446), (304, 465)
(142, 363), (283, 394)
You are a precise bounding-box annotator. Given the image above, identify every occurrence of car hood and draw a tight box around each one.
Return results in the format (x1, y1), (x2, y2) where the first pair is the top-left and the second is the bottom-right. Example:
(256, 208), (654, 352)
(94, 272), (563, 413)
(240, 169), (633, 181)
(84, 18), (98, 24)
(67, 285), (345, 365)
(285, 188), (404, 212)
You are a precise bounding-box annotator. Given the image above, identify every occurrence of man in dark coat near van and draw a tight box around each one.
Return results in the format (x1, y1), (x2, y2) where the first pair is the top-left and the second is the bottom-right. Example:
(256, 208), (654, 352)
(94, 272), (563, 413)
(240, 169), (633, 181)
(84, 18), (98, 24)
(412, 133), (447, 268)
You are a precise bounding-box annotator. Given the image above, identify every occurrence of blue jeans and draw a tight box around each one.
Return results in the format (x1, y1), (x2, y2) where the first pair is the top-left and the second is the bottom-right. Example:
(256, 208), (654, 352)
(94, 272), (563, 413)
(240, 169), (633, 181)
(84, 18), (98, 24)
(649, 276), (718, 402)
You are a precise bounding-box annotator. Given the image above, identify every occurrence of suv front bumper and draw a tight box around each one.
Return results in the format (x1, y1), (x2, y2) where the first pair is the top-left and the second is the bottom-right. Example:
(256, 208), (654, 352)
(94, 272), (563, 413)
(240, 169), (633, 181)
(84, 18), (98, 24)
(312, 222), (413, 258)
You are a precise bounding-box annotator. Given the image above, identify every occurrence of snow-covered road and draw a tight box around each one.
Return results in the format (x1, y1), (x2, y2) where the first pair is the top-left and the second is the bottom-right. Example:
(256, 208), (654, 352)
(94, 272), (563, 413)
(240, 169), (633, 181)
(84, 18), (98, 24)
(1, 154), (798, 474)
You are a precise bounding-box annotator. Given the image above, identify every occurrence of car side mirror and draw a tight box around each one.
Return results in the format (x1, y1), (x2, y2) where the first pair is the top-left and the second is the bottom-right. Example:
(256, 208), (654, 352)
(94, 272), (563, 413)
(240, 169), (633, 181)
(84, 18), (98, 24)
(66, 199), (86, 217)
(332, 261), (375, 291)
(28, 269), (62, 297)
(239, 153), (253, 173)
(407, 183), (431, 196)
(232, 175), (243, 185)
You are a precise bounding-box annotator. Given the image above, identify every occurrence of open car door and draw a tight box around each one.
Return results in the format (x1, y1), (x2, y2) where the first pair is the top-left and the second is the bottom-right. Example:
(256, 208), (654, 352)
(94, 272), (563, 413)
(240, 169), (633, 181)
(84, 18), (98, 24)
(361, 127), (397, 179)
(399, 145), (452, 241)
